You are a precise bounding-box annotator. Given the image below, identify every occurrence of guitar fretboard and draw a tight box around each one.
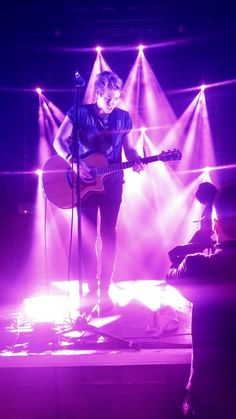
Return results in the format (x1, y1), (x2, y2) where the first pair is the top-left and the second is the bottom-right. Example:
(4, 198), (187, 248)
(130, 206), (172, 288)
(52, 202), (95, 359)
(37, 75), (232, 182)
(95, 151), (181, 176)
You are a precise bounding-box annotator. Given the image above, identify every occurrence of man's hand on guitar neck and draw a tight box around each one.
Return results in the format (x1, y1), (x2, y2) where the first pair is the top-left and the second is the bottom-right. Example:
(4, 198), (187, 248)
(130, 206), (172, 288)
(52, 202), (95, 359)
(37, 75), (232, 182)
(133, 157), (144, 173)
(128, 150), (144, 173)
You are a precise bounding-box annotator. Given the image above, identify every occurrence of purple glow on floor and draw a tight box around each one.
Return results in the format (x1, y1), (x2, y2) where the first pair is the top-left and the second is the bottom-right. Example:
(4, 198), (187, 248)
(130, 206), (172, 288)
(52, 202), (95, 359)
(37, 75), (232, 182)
(23, 279), (189, 324)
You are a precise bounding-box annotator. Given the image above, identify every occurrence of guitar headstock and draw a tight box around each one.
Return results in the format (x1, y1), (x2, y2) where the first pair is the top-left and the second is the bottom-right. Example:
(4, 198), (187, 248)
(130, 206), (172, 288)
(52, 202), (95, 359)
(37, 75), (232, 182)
(159, 149), (182, 162)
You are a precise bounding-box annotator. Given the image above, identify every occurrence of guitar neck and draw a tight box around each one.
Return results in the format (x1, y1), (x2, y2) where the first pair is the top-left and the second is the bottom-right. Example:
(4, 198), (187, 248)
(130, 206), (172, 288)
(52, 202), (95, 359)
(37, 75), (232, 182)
(96, 155), (161, 176)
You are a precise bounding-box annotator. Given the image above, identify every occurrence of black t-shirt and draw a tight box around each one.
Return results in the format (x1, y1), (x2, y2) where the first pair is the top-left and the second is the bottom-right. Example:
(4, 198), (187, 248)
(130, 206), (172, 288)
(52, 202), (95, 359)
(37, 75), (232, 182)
(67, 104), (132, 163)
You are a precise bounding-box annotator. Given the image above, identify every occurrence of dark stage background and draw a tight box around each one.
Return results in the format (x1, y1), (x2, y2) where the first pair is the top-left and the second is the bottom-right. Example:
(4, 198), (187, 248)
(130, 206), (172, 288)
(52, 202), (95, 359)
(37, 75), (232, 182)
(0, 0), (236, 302)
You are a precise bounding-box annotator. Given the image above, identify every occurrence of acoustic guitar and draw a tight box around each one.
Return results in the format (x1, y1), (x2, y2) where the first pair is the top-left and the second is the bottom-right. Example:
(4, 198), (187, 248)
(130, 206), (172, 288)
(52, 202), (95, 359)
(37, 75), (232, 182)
(42, 149), (182, 209)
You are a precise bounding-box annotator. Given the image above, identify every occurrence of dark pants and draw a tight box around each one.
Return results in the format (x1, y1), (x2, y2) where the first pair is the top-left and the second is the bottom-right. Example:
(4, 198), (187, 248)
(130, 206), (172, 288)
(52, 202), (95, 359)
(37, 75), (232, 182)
(80, 179), (123, 293)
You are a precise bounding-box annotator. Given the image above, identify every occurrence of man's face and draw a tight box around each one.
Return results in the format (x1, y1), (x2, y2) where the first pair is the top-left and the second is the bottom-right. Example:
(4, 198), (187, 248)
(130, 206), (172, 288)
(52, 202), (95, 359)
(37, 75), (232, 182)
(96, 88), (121, 114)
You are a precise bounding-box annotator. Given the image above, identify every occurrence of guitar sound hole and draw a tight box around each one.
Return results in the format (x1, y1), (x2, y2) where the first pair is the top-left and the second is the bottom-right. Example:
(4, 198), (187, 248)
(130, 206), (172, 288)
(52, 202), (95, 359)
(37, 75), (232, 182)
(89, 168), (96, 179)
(83, 170), (96, 185)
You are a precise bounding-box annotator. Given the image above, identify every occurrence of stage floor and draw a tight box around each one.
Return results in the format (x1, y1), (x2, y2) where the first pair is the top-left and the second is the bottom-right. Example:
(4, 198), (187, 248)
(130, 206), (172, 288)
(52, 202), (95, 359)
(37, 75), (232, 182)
(0, 280), (192, 419)
(0, 280), (192, 368)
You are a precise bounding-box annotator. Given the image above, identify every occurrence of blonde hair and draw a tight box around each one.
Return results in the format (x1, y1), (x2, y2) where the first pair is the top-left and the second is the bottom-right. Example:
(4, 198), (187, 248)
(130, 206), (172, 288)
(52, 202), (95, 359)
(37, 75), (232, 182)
(94, 71), (123, 95)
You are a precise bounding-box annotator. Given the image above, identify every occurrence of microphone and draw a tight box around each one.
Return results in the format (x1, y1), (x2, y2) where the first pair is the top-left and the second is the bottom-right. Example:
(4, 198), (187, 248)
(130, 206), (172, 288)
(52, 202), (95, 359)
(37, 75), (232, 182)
(75, 71), (85, 87)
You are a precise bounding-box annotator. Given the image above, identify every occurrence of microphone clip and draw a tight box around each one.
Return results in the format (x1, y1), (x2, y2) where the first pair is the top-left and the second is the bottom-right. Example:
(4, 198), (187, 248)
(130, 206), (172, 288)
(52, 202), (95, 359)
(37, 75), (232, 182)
(75, 71), (85, 88)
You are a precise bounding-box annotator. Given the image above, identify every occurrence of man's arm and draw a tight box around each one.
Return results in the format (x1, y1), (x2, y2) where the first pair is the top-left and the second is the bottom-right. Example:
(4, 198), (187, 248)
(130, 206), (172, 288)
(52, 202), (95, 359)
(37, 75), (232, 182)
(53, 115), (92, 179)
(53, 115), (73, 163)
(123, 133), (144, 172)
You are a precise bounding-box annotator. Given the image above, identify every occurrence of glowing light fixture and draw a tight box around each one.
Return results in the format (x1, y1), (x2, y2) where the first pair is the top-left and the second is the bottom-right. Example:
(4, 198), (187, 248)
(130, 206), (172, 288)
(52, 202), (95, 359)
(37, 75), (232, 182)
(138, 44), (144, 53)
(36, 87), (42, 95)
(140, 126), (147, 134)
(24, 295), (76, 324)
(35, 169), (42, 176)
(96, 46), (102, 54)
(203, 166), (211, 174)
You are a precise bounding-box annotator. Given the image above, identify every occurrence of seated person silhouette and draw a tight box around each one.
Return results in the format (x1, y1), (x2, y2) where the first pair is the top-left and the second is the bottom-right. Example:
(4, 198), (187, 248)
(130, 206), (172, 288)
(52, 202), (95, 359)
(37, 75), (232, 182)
(169, 182), (218, 267)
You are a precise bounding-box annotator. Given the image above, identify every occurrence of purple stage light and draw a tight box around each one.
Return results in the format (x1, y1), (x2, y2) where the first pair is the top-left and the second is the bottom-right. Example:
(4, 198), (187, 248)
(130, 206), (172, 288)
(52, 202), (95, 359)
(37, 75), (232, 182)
(36, 87), (42, 95)
(138, 44), (144, 53)
(35, 169), (42, 176)
(96, 46), (102, 54)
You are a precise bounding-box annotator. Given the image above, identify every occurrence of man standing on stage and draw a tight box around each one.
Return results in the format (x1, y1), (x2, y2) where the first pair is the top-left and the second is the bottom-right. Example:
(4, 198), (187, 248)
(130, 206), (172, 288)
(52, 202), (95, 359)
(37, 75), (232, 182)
(53, 70), (143, 314)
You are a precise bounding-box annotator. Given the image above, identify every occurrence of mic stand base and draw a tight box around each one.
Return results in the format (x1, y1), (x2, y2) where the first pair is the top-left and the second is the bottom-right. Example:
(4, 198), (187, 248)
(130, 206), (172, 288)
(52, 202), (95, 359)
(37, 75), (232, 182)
(62, 314), (140, 351)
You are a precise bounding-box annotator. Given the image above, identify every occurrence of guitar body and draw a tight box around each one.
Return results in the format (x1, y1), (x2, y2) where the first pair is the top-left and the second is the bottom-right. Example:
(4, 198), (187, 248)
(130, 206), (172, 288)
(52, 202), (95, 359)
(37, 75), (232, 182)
(42, 153), (112, 209)
(80, 153), (113, 201)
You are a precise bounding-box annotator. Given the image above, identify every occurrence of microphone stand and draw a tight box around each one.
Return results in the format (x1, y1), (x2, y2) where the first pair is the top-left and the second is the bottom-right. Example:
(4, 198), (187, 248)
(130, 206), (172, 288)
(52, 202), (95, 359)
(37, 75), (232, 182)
(71, 71), (85, 315)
